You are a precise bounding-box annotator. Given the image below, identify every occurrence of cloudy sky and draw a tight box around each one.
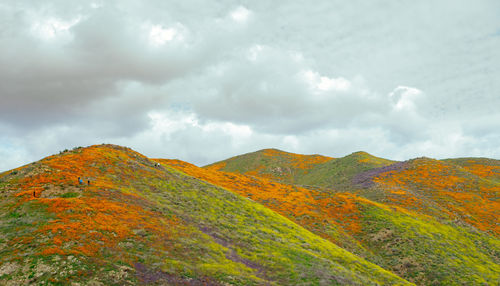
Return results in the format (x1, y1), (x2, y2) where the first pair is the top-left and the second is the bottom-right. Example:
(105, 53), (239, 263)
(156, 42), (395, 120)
(1, 0), (499, 171)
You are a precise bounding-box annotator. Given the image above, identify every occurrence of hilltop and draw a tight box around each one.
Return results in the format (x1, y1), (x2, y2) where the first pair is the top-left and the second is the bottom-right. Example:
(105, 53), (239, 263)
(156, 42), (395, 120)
(205, 149), (394, 189)
(0, 144), (409, 285)
(205, 148), (334, 184)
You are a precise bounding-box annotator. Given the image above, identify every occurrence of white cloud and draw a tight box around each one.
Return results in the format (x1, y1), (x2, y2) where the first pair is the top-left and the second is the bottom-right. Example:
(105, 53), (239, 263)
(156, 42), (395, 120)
(147, 23), (186, 46)
(389, 86), (423, 111)
(31, 16), (81, 40)
(149, 25), (177, 46)
(301, 70), (352, 92)
(230, 6), (251, 23)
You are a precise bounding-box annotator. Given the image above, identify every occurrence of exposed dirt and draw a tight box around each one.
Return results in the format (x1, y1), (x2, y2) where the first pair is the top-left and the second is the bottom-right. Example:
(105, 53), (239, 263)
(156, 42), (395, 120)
(0, 262), (19, 276)
(370, 228), (393, 242)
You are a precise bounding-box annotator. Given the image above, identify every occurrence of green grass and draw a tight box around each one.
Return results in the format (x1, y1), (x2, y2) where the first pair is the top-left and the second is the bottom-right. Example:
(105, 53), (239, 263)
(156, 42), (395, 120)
(58, 192), (79, 198)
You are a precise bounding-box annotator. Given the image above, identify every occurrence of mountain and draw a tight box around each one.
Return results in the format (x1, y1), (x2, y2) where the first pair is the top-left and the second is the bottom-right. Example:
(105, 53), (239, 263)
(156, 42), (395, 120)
(0, 145), (410, 285)
(200, 149), (500, 285)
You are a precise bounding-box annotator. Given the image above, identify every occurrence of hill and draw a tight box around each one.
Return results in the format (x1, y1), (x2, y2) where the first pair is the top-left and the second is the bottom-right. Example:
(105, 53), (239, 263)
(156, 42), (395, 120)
(296, 151), (395, 190)
(205, 150), (394, 190)
(208, 150), (500, 236)
(0, 145), (409, 285)
(205, 148), (334, 184)
(200, 150), (500, 285)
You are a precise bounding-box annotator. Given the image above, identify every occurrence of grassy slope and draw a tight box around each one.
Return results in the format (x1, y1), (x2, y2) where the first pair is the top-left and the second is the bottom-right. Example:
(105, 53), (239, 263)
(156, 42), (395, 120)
(199, 151), (500, 285)
(0, 145), (409, 285)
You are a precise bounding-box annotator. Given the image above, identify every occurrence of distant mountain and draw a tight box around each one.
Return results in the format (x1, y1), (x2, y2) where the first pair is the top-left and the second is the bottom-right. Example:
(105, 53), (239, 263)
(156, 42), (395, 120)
(0, 145), (410, 285)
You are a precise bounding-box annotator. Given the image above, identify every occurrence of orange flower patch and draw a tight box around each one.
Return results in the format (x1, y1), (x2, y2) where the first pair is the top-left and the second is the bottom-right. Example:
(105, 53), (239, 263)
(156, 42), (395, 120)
(8, 145), (186, 259)
(462, 164), (500, 180)
(36, 196), (178, 257)
(373, 159), (500, 236)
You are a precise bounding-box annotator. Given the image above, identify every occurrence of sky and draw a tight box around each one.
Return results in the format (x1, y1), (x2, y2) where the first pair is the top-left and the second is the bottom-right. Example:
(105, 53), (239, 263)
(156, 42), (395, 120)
(1, 0), (499, 171)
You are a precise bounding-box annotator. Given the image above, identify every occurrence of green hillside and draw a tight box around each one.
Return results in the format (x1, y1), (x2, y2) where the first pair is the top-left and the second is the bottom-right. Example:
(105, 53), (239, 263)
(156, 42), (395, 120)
(205, 148), (334, 184)
(208, 150), (500, 236)
(206, 149), (394, 190)
(0, 144), (409, 285)
(296, 151), (395, 190)
(171, 157), (500, 285)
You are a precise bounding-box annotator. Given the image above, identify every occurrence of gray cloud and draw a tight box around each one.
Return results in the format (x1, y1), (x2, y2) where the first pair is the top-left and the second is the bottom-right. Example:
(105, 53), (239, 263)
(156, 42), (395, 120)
(0, 0), (499, 171)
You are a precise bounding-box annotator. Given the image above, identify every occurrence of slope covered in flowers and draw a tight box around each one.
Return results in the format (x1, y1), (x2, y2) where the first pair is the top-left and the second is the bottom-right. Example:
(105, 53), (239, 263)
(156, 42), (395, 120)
(159, 159), (366, 250)
(370, 158), (500, 236)
(165, 158), (500, 285)
(444, 157), (500, 183)
(209, 150), (500, 237)
(0, 145), (410, 285)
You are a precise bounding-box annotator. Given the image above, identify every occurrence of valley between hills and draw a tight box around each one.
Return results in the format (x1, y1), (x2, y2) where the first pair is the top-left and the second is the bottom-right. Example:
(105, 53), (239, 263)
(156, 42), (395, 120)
(0, 144), (498, 285)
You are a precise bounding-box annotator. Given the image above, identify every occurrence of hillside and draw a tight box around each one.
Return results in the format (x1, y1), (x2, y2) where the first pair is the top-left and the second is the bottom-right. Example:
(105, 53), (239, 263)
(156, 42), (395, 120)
(359, 158), (500, 236)
(205, 148), (334, 184)
(0, 145), (410, 285)
(297, 151), (395, 190)
(207, 150), (500, 236)
(443, 157), (500, 183)
(166, 158), (500, 285)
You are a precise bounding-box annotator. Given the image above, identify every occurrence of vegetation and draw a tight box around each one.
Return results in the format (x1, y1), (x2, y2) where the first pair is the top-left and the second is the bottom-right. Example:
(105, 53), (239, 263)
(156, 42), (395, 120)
(1, 144), (499, 285)
(205, 148), (334, 184)
(444, 157), (500, 183)
(206, 150), (394, 190)
(0, 144), (409, 285)
(202, 149), (500, 285)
